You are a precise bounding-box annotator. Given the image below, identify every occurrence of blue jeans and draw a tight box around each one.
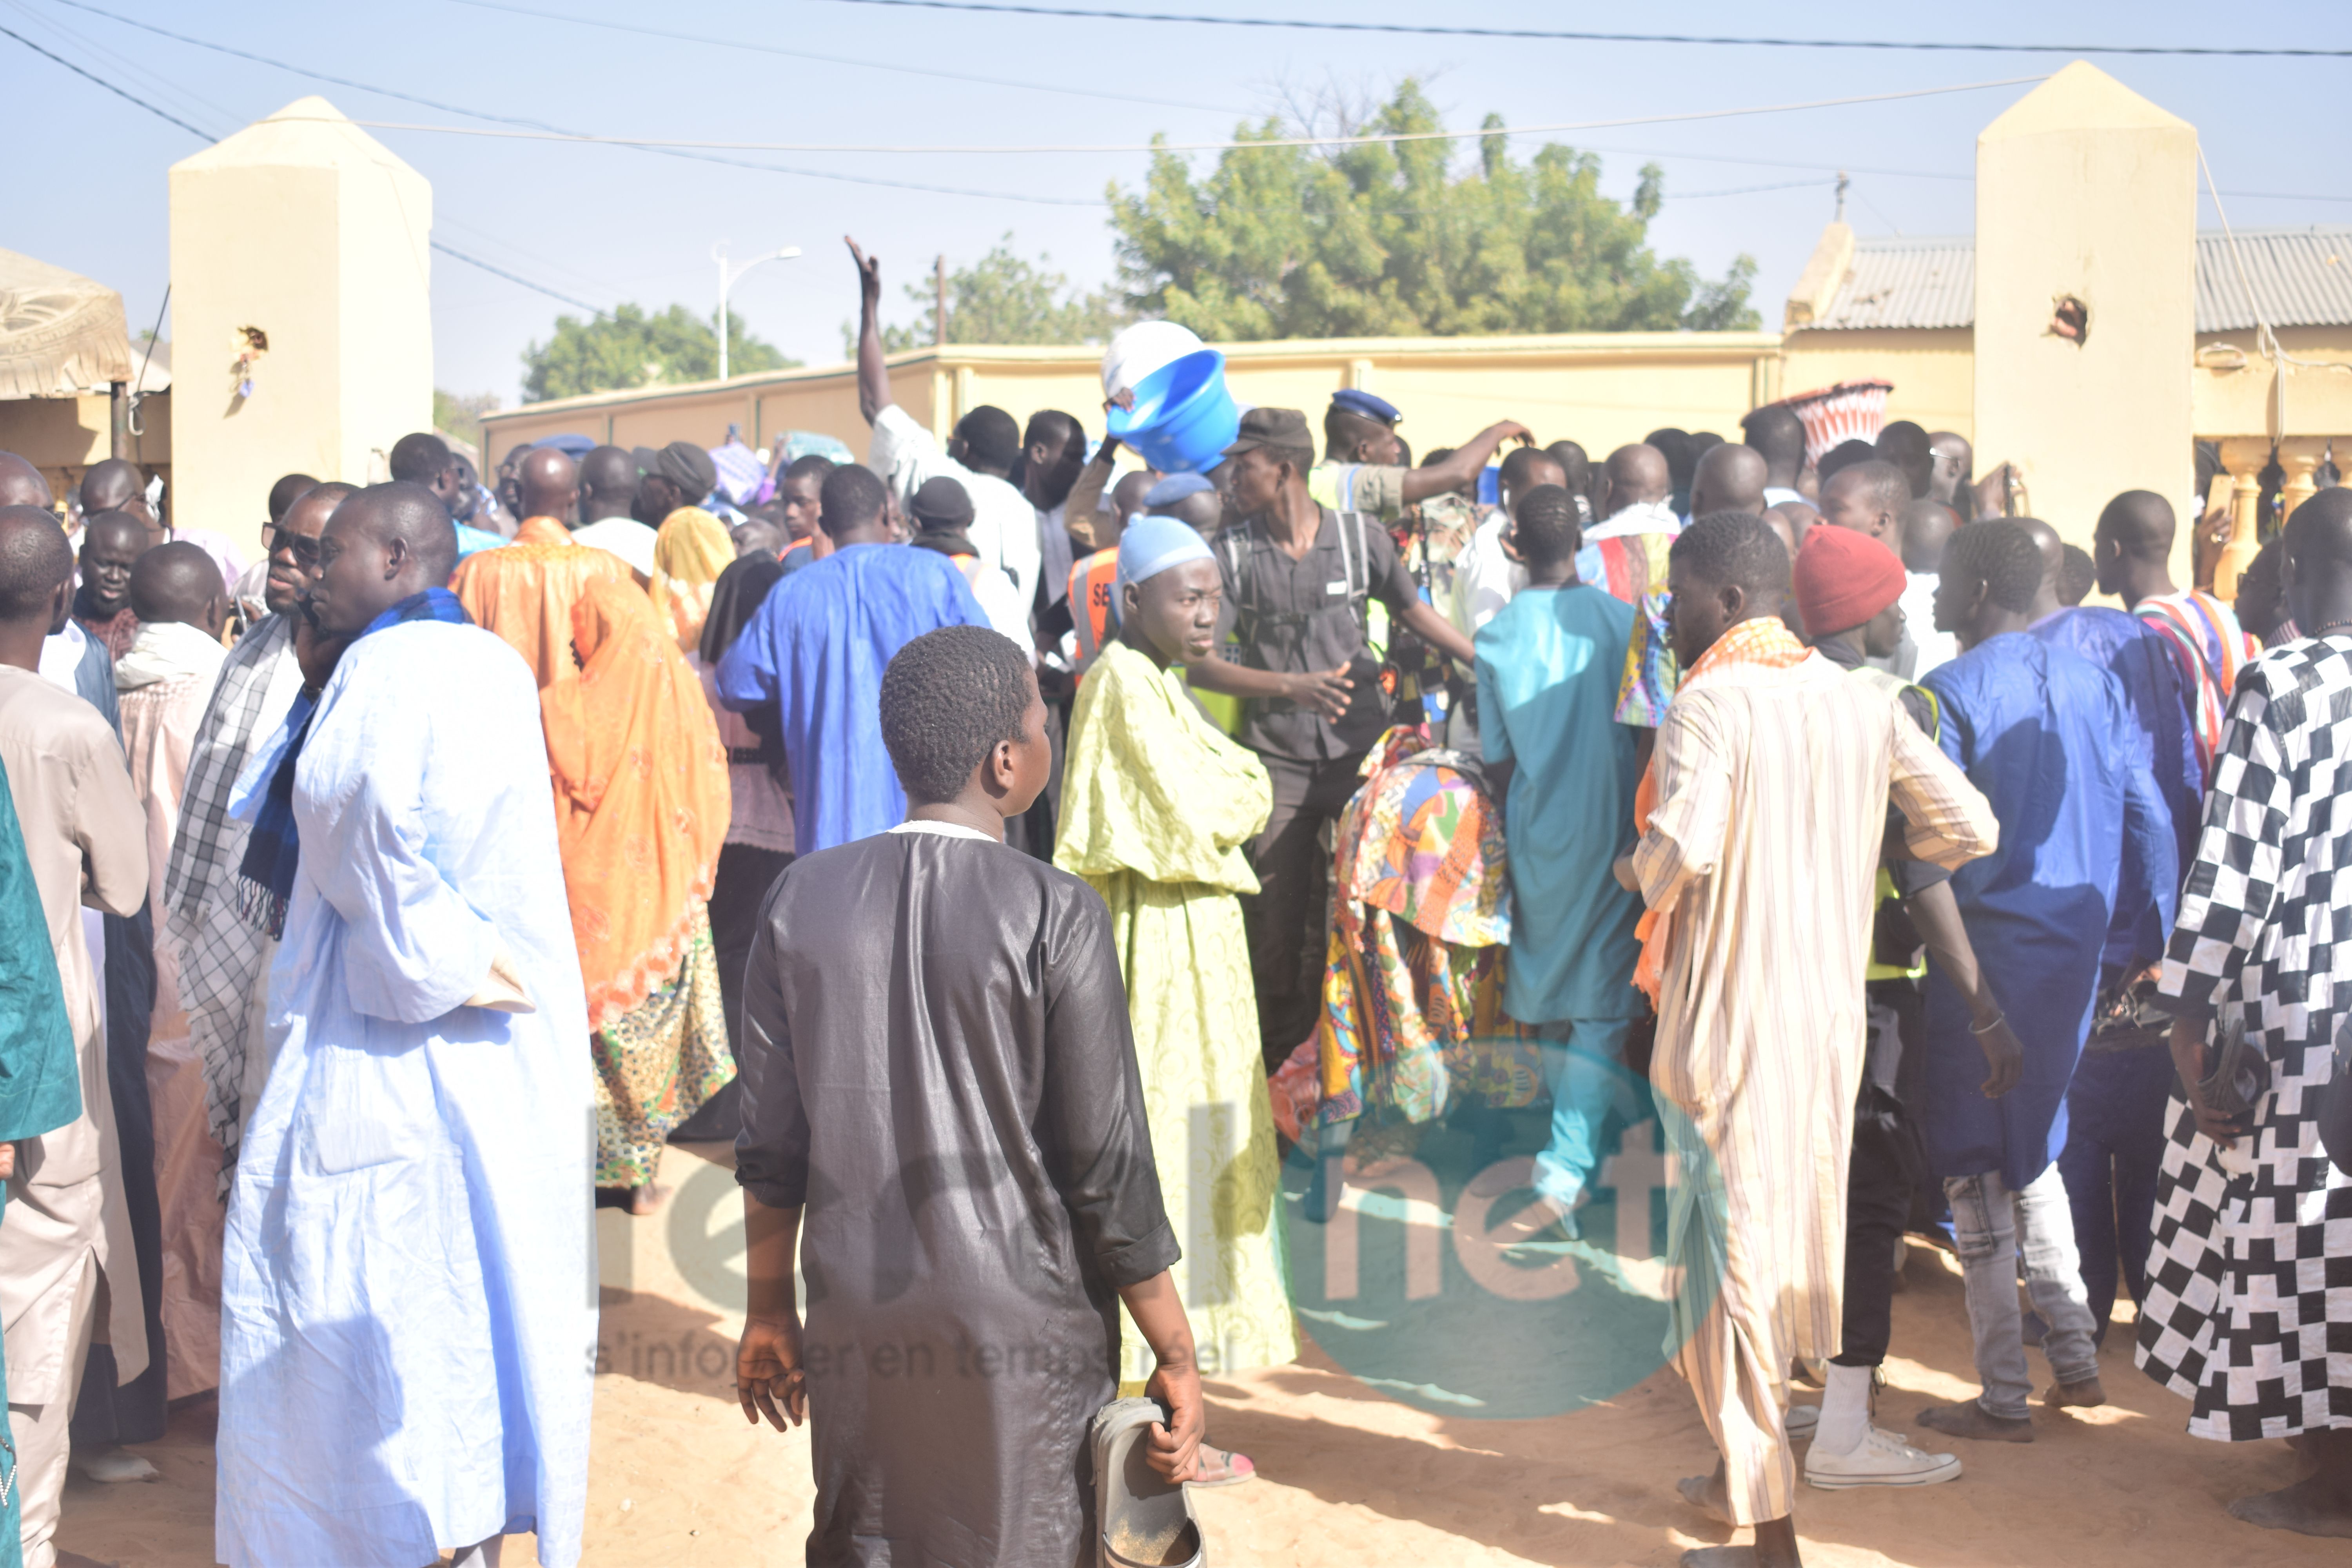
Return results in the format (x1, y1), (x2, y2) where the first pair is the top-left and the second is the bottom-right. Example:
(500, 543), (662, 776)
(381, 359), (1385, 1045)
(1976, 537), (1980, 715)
(1530, 1018), (1639, 1210)
(2055, 1043), (2173, 1342)
(1943, 1164), (2101, 1420)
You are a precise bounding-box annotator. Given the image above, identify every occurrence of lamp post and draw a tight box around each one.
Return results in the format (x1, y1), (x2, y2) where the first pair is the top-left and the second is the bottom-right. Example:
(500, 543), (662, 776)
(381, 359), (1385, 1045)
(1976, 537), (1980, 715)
(714, 241), (800, 382)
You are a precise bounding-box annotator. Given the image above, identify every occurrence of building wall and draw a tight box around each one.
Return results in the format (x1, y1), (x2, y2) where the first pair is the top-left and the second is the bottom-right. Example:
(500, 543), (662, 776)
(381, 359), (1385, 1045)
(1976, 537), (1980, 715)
(169, 98), (432, 558)
(0, 391), (172, 501)
(1781, 328), (1975, 441)
(482, 332), (1787, 472)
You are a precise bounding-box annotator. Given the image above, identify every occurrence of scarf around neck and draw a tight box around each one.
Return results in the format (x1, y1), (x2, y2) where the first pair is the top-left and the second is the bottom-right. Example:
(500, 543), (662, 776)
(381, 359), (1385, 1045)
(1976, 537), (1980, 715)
(1631, 615), (1812, 1005)
(234, 588), (471, 937)
(114, 617), (229, 692)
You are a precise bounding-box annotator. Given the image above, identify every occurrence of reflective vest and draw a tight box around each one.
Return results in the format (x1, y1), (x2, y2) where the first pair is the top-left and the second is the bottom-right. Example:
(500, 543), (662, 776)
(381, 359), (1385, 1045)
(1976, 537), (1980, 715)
(1850, 663), (1940, 984)
(1067, 547), (1121, 677)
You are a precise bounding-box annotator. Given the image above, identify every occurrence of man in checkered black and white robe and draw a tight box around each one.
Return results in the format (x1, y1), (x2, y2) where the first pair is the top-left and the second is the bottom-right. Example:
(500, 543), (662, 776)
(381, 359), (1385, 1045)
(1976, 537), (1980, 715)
(2136, 491), (2352, 1540)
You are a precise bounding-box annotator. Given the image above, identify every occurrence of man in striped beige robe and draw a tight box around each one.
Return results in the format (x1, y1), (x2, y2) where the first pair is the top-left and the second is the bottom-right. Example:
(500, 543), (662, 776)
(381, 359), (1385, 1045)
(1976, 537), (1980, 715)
(1626, 513), (2000, 1567)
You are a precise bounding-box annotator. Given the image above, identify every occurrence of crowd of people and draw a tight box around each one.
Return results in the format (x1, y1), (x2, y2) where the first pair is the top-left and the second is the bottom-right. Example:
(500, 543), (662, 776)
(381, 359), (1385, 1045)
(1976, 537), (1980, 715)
(0, 232), (2345, 1568)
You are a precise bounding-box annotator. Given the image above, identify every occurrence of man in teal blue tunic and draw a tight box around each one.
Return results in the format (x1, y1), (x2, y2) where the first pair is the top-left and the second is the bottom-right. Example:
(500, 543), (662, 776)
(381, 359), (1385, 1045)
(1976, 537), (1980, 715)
(0, 749), (81, 1568)
(1474, 484), (1647, 1238)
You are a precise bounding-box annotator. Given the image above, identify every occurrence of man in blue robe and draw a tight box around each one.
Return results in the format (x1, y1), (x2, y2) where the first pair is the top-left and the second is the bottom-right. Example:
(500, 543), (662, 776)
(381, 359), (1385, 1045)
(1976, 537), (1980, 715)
(714, 463), (989, 857)
(2018, 517), (2203, 1342)
(215, 484), (592, 1568)
(1916, 519), (2176, 1446)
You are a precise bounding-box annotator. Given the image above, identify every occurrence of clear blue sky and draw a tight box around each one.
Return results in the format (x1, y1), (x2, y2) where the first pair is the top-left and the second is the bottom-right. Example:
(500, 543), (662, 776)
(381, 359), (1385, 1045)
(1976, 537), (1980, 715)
(6, 0), (2344, 410)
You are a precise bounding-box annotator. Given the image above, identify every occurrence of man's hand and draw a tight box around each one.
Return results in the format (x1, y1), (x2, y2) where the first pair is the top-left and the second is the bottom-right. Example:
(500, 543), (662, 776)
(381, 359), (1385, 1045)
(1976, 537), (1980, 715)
(1280, 664), (1353, 720)
(2169, 1016), (2249, 1144)
(1141, 1358), (1204, 1483)
(736, 1312), (808, 1432)
(292, 616), (350, 693)
(1972, 462), (2018, 521)
(0, 1142), (14, 1181)
(1973, 1014), (2024, 1098)
(845, 236), (881, 306)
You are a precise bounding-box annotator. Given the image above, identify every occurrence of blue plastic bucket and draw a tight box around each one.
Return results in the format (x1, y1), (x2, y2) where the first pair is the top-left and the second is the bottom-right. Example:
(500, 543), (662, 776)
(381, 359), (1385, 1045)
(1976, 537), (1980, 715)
(1106, 348), (1239, 474)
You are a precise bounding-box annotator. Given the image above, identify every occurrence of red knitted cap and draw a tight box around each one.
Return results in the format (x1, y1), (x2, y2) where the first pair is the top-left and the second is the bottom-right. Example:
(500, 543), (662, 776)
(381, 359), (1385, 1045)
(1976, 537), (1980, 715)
(1794, 525), (1907, 639)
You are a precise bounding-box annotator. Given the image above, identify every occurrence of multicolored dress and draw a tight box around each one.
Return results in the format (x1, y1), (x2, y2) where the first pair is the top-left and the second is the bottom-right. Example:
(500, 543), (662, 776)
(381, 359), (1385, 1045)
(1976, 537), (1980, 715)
(1312, 726), (1537, 1126)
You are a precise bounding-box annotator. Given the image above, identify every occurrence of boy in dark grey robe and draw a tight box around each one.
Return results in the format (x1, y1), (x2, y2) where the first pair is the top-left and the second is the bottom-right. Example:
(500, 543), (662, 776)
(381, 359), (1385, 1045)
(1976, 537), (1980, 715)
(735, 624), (1205, 1565)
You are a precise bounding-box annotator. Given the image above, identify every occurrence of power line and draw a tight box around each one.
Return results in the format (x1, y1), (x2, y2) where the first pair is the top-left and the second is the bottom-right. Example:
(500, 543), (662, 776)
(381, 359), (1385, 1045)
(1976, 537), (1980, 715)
(817, 0), (2352, 58)
(442, 0), (1241, 116)
(285, 76), (2049, 156)
(0, 21), (613, 317)
(34, 0), (1100, 207)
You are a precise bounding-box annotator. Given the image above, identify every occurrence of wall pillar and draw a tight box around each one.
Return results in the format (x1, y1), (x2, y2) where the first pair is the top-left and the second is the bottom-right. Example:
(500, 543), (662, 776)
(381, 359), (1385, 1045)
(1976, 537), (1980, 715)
(169, 96), (432, 553)
(1972, 62), (2197, 583)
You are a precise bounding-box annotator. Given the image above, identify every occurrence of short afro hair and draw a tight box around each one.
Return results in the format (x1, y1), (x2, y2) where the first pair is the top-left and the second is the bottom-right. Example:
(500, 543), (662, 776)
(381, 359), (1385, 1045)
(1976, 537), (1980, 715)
(880, 626), (1036, 805)
(1944, 519), (2044, 614)
(1815, 439), (1879, 491)
(388, 432), (453, 485)
(0, 506), (75, 621)
(2058, 543), (2096, 606)
(1824, 458), (1912, 520)
(782, 453), (836, 485)
(1670, 511), (1793, 601)
(818, 463), (887, 538)
(1512, 484), (1580, 565)
(954, 407), (1021, 472)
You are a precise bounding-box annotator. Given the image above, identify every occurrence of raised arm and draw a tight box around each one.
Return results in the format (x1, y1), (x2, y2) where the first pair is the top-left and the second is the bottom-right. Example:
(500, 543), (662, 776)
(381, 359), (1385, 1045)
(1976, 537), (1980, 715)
(849, 236), (891, 426)
(1399, 420), (1533, 506)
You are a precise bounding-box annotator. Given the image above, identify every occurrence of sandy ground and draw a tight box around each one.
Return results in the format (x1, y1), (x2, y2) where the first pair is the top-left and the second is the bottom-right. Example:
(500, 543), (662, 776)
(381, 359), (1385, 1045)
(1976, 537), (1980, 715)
(53, 1138), (2342, 1568)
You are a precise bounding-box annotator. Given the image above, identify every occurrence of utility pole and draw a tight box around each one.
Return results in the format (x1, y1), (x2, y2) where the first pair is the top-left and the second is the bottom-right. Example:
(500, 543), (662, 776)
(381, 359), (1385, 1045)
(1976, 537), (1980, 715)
(934, 254), (947, 348)
(713, 241), (802, 382)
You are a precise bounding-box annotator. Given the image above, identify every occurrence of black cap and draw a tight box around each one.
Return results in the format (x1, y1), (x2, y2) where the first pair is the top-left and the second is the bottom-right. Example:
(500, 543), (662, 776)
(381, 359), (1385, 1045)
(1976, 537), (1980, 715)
(908, 475), (975, 532)
(1221, 407), (1312, 459)
(631, 440), (717, 501)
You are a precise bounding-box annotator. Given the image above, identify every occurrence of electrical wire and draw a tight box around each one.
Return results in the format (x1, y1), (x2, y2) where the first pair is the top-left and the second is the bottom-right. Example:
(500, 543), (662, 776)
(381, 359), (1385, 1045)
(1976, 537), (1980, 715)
(0, 22), (615, 317)
(817, 0), (2352, 58)
(440, 0), (1241, 115)
(31, 0), (1101, 207)
(281, 75), (2050, 156)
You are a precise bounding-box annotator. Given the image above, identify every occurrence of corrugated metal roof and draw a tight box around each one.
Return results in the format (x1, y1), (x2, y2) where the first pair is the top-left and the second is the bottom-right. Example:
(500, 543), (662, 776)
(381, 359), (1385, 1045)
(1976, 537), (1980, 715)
(1795, 227), (2352, 334)
(2195, 227), (2352, 332)
(1809, 237), (1975, 330)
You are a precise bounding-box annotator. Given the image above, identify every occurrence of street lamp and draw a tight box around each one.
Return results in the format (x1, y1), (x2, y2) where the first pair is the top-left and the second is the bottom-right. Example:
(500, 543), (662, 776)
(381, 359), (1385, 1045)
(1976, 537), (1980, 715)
(713, 241), (800, 382)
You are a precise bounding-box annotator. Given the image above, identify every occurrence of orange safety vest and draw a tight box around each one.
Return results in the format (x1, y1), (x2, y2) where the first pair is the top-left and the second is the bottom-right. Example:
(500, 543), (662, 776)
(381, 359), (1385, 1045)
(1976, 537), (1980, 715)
(1067, 547), (1121, 676)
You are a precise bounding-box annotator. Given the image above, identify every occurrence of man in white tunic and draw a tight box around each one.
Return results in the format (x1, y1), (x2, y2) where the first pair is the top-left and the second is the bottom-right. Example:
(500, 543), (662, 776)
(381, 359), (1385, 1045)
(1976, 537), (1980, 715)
(0, 506), (150, 1568)
(215, 483), (593, 1568)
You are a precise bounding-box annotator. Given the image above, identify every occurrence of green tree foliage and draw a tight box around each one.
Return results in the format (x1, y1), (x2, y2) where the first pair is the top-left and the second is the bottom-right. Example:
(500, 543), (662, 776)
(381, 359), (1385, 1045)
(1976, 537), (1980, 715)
(433, 387), (500, 458)
(1110, 81), (1761, 340)
(845, 237), (1131, 354)
(522, 303), (795, 403)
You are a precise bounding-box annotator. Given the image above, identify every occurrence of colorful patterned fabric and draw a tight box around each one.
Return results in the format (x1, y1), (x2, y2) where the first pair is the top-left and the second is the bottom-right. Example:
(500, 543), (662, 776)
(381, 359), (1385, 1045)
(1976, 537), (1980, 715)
(1314, 726), (1536, 1125)
(592, 904), (733, 1188)
(2134, 588), (2259, 780)
(1578, 531), (1679, 728)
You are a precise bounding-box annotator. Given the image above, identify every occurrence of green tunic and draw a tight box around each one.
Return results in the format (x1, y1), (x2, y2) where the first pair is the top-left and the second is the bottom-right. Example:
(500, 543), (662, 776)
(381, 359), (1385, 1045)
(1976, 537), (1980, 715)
(0, 754), (78, 1568)
(1057, 640), (1297, 1382)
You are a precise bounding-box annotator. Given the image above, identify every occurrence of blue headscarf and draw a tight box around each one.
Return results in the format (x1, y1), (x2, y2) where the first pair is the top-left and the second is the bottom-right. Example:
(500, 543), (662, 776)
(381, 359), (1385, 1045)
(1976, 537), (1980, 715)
(1117, 515), (1214, 589)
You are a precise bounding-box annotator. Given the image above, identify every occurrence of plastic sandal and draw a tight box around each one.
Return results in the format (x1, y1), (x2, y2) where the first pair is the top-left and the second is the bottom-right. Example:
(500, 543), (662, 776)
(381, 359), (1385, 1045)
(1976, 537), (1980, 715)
(1186, 1446), (1256, 1488)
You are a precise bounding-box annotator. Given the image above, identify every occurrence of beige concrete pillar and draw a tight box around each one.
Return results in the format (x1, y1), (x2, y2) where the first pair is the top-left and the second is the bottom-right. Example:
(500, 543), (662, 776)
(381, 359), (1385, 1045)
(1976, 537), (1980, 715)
(1972, 63), (2198, 585)
(169, 96), (432, 554)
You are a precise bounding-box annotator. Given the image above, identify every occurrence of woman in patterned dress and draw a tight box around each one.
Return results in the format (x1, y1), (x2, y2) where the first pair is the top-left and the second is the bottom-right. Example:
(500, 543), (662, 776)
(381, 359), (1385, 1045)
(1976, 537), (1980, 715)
(2136, 490), (2352, 1539)
(542, 577), (735, 1214)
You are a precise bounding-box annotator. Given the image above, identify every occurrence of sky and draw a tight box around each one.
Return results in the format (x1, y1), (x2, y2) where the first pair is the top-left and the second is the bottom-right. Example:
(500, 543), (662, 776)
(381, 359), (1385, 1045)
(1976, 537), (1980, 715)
(5, 0), (2346, 411)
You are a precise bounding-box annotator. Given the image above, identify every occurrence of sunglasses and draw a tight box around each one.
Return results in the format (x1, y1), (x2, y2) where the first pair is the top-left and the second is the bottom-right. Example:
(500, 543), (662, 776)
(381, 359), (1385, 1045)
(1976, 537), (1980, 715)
(266, 524), (322, 568)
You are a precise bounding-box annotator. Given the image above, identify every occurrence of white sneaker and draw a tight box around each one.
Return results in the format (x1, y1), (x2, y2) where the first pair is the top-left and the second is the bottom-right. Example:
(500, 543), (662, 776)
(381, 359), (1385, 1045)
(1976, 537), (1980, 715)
(1804, 1425), (1963, 1490)
(1784, 1403), (1820, 1439)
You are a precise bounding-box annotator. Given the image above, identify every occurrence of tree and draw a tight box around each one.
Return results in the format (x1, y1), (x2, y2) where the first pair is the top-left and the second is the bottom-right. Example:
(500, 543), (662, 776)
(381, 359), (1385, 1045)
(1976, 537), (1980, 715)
(842, 238), (1131, 354)
(521, 303), (795, 403)
(1109, 80), (1761, 340)
(434, 388), (499, 459)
